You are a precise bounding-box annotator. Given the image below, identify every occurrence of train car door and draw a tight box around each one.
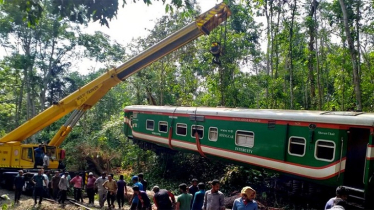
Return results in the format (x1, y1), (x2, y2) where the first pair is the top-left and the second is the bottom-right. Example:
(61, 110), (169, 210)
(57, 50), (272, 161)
(344, 128), (370, 189)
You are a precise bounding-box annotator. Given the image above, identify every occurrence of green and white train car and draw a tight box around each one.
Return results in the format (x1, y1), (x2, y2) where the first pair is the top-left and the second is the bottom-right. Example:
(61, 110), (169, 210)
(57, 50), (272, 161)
(124, 105), (374, 207)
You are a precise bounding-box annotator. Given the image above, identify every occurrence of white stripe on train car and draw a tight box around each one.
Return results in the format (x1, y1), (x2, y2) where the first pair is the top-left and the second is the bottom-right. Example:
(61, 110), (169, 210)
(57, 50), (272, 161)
(366, 145), (374, 160)
(131, 130), (345, 180)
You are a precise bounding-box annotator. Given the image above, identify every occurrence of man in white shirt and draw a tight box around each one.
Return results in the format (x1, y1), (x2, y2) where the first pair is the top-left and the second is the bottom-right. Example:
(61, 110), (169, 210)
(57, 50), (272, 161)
(43, 154), (49, 170)
(41, 169), (50, 198)
(94, 172), (108, 208)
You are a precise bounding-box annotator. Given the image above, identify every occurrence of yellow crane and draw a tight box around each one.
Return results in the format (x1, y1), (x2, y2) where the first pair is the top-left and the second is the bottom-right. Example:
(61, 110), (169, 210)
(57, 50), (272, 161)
(0, 3), (231, 170)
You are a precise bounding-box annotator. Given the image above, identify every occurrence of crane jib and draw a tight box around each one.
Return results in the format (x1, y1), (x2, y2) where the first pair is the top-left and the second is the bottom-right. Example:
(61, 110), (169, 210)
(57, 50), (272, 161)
(0, 2), (231, 147)
(117, 26), (202, 80)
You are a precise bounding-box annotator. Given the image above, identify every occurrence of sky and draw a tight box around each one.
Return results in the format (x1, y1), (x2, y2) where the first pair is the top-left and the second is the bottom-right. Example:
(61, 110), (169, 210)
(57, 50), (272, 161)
(85, 0), (220, 46)
(75, 0), (222, 74)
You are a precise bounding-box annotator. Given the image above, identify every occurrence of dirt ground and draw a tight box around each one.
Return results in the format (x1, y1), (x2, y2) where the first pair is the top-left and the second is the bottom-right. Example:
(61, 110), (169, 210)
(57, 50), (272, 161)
(0, 186), (153, 210)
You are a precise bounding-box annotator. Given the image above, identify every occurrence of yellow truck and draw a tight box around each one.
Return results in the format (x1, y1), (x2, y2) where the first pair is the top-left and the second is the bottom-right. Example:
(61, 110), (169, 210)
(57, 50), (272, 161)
(0, 2), (231, 188)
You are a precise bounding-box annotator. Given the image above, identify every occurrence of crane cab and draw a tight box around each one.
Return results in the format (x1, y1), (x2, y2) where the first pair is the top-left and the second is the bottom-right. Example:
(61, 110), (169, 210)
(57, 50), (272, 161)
(0, 142), (64, 170)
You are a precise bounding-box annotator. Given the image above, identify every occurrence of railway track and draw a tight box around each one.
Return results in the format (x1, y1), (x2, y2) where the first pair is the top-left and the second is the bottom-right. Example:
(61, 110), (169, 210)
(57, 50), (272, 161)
(44, 197), (93, 210)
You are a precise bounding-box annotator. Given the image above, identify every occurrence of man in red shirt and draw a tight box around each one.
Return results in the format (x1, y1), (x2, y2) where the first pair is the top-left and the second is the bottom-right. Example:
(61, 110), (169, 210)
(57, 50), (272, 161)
(86, 172), (96, 206)
(70, 173), (83, 202)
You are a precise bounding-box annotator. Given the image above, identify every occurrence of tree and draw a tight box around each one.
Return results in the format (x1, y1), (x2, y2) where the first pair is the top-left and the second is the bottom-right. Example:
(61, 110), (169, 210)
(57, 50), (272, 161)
(338, 0), (362, 111)
(0, 0), (196, 27)
(306, 0), (319, 109)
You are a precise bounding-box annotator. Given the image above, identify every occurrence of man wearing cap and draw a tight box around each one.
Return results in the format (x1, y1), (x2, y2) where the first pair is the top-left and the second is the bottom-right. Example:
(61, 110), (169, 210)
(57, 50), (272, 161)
(13, 170), (25, 204)
(203, 179), (225, 210)
(95, 172), (108, 208)
(129, 176), (144, 209)
(232, 186), (258, 210)
(58, 171), (69, 205)
(152, 186), (176, 210)
(86, 172), (96, 206)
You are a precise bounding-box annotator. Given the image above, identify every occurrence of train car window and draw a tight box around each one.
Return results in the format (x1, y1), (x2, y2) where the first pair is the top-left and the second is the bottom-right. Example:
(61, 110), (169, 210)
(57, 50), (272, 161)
(288, 137), (306, 157)
(146, 120), (154, 131)
(208, 127), (218, 141)
(159, 121), (168, 133)
(176, 123), (187, 136)
(235, 131), (254, 148)
(315, 140), (335, 162)
(22, 148), (33, 162)
(191, 125), (204, 139)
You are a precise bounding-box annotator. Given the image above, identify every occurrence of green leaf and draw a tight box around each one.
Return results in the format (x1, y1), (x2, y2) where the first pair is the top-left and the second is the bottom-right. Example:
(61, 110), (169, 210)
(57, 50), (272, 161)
(165, 4), (169, 13)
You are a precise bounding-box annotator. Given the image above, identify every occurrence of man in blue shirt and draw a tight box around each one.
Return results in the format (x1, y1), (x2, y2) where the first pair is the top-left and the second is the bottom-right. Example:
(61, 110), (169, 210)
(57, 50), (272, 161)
(232, 186), (258, 210)
(32, 169), (47, 205)
(129, 176), (143, 210)
(34, 145), (44, 168)
(13, 170), (25, 204)
(117, 175), (127, 209)
(132, 186), (151, 210)
(192, 182), (206, 210)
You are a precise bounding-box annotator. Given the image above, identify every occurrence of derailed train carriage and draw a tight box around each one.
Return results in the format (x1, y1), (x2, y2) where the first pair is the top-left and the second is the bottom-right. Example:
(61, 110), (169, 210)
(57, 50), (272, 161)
(124, 105), (374, 209)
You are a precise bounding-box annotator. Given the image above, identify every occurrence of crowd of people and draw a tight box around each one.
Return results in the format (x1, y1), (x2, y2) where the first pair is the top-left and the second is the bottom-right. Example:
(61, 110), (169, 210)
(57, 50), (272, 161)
(128, 176), (258, 210)
(12, 168), (350, 210)
(12, 170), (259, 210)
(13, 168), (73, 205)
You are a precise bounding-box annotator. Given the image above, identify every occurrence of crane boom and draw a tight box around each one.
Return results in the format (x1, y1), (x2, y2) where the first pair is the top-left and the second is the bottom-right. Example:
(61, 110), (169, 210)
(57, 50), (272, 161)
(0, 3), (231, 147)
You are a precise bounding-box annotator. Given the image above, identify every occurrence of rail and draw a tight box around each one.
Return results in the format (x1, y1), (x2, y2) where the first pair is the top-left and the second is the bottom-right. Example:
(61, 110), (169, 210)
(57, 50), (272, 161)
(44, 197), (93, 210)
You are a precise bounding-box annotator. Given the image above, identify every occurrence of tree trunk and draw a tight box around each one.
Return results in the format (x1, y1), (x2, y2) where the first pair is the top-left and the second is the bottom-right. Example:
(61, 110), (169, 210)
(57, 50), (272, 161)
(15, 71), (26, 127)
(307, 0), (318, 109)
(160, 60), (164, 106)
(41, 38), (56, 110)
(356, 0), (361, 78)
(289, 0), (297, 109)
(219, 66), (225, 106)
(314, 0), (322, 110)
(319, 14), (327, 107)
(338, 0), (362, 111)
(265, 0), (271, 108)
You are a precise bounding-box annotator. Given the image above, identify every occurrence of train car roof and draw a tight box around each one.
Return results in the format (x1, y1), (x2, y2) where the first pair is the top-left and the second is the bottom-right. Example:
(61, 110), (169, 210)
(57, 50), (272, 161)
(124, 105), (374, 127)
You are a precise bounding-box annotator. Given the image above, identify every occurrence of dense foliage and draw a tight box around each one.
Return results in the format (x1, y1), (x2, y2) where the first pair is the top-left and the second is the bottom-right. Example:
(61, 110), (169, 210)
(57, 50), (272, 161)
(1, 0), (374, 207)
(0, 0), (195, 27)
